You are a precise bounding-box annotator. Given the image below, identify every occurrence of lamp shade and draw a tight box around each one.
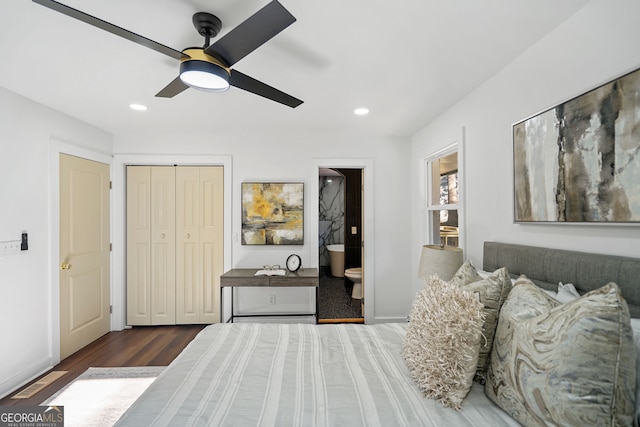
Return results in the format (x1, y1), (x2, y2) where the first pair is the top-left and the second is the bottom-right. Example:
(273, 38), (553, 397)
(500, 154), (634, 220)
(417, 245), (463, 281)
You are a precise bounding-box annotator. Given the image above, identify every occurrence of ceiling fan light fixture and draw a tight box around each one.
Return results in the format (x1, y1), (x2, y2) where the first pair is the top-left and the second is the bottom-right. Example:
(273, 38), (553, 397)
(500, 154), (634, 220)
(180, 60), (230, 92)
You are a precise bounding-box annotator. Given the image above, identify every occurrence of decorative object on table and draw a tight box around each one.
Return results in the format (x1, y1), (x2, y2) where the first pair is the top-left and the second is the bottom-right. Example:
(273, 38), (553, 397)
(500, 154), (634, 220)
(286, 254), (302, 272)
(241, 182), (304, 245)
(513, 66), (640, 224)
(417, 245), (463, 282)
(255, 265), (286, 276)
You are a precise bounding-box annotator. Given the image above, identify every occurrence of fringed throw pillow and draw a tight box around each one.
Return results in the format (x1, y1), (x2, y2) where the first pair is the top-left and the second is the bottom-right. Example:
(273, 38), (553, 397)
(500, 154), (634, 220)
(403, 276), (486, 410)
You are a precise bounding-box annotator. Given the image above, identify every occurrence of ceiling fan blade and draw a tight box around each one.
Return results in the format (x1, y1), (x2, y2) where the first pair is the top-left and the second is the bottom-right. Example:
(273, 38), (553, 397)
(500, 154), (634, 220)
(205, 1), (295, 67)
(155, 76), (190, 98)
(230, 70), (302, 108)
(32, 0), (185, 61)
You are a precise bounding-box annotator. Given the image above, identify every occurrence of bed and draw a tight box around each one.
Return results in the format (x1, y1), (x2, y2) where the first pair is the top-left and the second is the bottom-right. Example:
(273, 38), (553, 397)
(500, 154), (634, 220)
(116, 242), (640, 426)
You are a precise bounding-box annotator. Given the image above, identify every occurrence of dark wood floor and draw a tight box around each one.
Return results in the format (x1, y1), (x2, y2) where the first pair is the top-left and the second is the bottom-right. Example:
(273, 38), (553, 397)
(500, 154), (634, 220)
(0, 324), (206, 407)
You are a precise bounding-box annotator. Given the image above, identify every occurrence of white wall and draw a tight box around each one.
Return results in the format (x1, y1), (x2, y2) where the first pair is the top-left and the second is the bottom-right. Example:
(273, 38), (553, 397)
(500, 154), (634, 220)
(411, 0), (640, 295)
(114, 129), (413, 321)
(0, 87), (112, 398)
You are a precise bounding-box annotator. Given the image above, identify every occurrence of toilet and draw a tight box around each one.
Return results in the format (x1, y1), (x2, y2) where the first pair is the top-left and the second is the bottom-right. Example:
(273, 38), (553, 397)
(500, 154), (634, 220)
(344, 267), (362, 299)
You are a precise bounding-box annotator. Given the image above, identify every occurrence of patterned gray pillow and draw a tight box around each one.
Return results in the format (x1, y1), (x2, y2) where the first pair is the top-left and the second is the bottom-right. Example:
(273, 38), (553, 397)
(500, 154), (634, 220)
(456, 267), (512, 384)
(403, 277), (486, 410)
(448, 260), (482, 288)
(486, 277), (636, 426)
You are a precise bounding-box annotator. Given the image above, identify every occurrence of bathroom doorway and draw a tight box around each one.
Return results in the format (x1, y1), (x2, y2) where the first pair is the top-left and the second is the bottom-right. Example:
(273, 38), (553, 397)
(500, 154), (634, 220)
(317, 167), (364, 323)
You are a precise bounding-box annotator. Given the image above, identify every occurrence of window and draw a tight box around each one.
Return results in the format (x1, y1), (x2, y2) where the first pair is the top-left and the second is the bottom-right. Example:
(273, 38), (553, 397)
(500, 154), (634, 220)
(425, 148), (460, 248)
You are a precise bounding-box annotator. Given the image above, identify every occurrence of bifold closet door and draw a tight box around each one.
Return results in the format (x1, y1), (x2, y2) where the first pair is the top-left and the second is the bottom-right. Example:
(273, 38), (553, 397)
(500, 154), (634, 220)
(150, 167), (176, 324)
(126, 166), (176, 325)
(127, 166), (151, 325)
(176, 166), (224, 324)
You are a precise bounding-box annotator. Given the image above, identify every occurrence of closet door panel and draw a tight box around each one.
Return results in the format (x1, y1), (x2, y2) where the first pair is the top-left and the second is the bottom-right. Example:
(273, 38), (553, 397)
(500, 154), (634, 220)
(126, 166), (151, 325)
(200, 167), (224, 323)
(150, 167), (176, 324)
(127, 165), (223, 326)
(176, 167), (201, 324)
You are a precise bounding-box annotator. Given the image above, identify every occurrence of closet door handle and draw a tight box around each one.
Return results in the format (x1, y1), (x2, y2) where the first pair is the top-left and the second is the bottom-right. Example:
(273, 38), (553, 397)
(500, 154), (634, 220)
(186, 233), (191, 239)
(161, 233), (166, 239)
(60, 262), (72, 270)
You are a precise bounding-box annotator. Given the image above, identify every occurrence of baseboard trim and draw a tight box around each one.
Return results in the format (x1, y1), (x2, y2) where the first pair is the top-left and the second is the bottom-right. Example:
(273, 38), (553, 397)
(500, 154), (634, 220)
(0, 358), (53, 401)
(369, 316), (408, 324)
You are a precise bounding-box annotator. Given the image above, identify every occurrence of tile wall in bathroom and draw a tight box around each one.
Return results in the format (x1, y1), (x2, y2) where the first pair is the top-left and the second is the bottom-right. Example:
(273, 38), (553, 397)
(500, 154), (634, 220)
(319, 175), (344, 267)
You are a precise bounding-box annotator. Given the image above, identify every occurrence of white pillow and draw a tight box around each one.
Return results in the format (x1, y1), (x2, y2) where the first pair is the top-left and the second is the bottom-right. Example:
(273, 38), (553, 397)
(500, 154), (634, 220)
(541, 282), (580, 302)
(556, 281), (580, 303)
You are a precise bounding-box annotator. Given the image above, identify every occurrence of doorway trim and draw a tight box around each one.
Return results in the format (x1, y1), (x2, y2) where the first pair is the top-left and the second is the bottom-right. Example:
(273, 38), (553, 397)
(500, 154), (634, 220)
(49, 139), (113, 366)
(112, 154), (233, 330)
(311, 158), (374, 323)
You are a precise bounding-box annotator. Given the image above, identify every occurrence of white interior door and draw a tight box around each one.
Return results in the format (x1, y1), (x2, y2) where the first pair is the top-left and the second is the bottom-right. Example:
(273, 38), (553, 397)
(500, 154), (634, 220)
(59, 153), (110, 359)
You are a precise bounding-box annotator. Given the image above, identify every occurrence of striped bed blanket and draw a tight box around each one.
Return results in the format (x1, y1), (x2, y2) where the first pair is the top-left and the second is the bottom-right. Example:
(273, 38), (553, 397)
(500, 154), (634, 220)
(116, 323), (517, 426)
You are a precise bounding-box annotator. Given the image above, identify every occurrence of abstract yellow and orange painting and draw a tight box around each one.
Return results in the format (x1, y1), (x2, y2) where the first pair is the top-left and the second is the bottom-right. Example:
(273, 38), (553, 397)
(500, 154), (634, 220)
(241, 183), (304, 244)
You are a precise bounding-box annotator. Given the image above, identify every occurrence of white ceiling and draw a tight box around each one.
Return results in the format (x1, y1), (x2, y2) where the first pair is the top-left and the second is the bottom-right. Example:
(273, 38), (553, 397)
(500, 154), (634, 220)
(0, 0), (590, 139)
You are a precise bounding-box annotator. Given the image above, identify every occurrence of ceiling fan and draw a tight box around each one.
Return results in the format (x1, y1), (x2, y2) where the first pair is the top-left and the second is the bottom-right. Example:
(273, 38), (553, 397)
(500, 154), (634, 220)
(32, 0), (303, 108)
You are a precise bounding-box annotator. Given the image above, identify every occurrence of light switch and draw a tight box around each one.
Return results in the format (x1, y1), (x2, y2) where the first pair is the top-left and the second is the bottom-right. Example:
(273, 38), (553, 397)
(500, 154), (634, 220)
(0, 240), (21, 257)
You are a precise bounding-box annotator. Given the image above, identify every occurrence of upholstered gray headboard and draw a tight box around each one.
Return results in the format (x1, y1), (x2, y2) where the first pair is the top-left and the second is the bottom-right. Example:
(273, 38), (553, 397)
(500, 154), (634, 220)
(483, 241), (640, 318)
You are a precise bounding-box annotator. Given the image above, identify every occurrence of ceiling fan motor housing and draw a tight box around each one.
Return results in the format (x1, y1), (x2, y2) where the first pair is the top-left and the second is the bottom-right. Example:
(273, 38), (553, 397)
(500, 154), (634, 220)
(192, 12), (222, 39)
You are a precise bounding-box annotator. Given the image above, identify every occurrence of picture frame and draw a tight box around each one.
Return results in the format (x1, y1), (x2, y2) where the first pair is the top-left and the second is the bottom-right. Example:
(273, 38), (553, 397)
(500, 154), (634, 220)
(241, 182), (304, 245)
(513, 67), (640, 224)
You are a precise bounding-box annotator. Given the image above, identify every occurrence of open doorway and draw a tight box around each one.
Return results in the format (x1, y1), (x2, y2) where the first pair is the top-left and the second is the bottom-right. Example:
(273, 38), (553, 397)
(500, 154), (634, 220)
(317, 168), (364, 323)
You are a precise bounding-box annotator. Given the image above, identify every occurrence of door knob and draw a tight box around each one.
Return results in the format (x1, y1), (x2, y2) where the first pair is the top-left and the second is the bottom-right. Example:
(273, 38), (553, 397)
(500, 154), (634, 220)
(60, 262), (72, 270)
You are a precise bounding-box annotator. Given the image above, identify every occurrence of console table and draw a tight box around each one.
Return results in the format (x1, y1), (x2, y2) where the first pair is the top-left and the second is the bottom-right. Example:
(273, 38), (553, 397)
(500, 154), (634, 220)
(220, 268), (319, 323)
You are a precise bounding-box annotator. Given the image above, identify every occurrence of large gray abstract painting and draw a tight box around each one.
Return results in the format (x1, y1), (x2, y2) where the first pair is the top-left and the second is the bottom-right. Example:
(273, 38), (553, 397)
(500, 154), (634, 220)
(514, 67), (640, 223)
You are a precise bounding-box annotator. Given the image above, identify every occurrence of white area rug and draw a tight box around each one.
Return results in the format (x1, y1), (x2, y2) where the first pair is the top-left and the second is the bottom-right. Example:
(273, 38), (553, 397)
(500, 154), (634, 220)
(43, 367), (164, 427)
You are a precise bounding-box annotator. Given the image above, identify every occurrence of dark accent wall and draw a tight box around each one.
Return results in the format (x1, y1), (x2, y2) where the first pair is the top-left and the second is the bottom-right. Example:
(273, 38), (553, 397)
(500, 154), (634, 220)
(336, 168), (362, 272)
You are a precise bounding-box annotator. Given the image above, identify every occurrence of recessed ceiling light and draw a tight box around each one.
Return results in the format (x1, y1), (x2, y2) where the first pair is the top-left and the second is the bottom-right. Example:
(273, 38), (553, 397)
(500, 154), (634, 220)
(354, 107), (369, 116)
(129, 103), (148, 111)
